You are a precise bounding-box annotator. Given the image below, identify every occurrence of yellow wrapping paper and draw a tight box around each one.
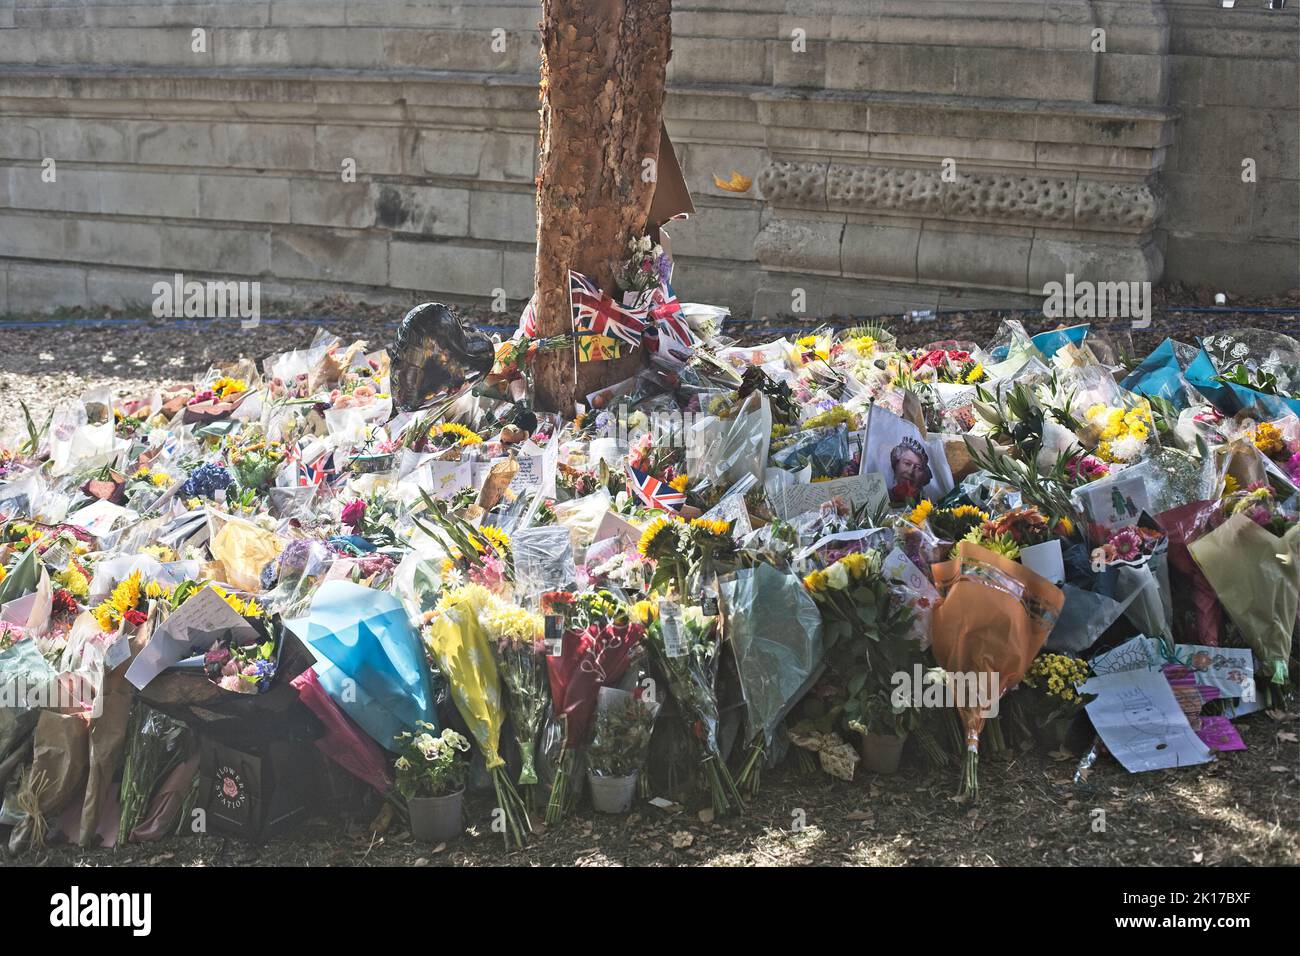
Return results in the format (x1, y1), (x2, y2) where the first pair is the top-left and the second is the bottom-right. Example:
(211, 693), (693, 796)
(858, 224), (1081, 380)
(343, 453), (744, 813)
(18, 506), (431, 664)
(209, 517), (284, 593)
(424, 588), (506, 769)
(1189, 511), (1300, 684)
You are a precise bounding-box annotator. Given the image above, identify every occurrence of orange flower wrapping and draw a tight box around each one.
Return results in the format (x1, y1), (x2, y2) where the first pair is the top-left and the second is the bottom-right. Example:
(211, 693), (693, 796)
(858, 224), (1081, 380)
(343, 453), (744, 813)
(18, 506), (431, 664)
(930, 541), (1065, 797)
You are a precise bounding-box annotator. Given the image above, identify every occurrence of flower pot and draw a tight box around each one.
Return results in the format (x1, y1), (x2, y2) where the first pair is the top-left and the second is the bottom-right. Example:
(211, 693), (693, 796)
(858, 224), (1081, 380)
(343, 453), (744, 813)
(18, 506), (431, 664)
(587, 771), (639, 814)
(858, 731), (906, 775)
(407, 788), (464, 843)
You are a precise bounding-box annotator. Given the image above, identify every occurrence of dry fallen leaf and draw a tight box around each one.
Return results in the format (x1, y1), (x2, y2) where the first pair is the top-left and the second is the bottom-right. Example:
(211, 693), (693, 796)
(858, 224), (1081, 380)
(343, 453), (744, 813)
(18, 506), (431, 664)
(1276, 731), (1298, 743)
(712, 169), (752, 193)
(1192, 850), (1204, 863)
(671, 831), (694, 849)
(697, 808), (715, 824)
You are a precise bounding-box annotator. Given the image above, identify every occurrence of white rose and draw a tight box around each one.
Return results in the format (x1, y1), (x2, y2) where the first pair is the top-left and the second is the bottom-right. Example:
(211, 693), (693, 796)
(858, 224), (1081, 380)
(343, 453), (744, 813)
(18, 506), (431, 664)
(826, 562), (850, 591)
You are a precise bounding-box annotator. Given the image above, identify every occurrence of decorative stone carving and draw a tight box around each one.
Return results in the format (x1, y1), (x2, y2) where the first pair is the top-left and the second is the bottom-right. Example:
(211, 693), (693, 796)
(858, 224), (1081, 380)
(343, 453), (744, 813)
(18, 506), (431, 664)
(826, 164), (944, 217)
(1075, 180), (1160, 232)
(758, 160), (1159, 232)
(756, 161), (828, 209)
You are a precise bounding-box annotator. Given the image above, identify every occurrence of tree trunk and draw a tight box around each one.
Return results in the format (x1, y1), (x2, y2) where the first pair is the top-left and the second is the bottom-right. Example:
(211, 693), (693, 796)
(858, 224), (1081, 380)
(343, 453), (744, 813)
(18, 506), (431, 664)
(532, 0), (672, 414)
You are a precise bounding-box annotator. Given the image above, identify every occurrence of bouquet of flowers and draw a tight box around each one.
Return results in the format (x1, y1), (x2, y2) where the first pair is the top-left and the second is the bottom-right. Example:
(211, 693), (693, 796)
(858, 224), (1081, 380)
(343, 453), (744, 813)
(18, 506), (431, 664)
(587, 687), (658, 778)
(615, 235), (672, 295)
(642, 597), (743, 816)
(1190, 485), (1300, 690)
(484, 600), (549, 788)
(424, 582), (531, 848)
(1012, 652), (1095, 750)
(392, 723), (471, 799)
(543, 590), (643, 823)
(1083, 401), (1153, 464)
(203, 634), (276, 695)
(929, 542), (1064, 799)
(227, 437), (286, 491)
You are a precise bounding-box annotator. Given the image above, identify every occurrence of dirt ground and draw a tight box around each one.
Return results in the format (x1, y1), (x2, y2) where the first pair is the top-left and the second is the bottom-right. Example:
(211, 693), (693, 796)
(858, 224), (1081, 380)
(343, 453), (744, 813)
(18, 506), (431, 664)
(12, 722), (1299, 868)
(1, 288), (1298, 867)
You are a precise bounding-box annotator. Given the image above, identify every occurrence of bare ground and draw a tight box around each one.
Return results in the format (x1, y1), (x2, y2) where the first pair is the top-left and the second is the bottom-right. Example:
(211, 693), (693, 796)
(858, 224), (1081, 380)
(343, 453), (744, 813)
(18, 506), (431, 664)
(9, 718), (1298, 868)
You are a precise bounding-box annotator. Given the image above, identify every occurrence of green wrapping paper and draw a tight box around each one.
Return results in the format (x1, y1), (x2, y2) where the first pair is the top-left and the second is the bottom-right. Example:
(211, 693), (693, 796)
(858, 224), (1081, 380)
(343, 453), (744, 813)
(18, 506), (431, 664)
(1189, 512), (1300, 684)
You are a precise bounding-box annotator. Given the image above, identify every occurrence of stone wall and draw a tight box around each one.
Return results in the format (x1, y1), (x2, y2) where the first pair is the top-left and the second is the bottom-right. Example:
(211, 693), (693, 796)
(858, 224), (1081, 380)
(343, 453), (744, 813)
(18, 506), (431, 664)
(0, 0), (1294, 320)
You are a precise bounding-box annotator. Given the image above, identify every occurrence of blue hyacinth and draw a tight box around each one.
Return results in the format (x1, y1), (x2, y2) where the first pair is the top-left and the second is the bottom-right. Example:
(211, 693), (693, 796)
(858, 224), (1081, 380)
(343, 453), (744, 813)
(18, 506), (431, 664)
(179, 462), (233, 499)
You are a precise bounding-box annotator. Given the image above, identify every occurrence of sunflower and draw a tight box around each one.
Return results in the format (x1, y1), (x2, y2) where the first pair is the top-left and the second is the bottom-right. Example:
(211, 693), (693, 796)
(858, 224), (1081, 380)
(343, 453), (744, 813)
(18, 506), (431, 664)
(689, 517), (732, 538)
(432, 422), (483, 447)
(212, 376), (248, 401)
(476, 524), (512, 556)
(637, 516), (681, 558)
(668, 474), (690, 493)
(908, 499), (934, 525)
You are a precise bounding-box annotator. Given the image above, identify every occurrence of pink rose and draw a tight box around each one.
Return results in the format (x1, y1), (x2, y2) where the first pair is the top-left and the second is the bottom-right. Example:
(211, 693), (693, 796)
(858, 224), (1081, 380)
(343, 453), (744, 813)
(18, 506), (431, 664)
(341, 499), (366, 531)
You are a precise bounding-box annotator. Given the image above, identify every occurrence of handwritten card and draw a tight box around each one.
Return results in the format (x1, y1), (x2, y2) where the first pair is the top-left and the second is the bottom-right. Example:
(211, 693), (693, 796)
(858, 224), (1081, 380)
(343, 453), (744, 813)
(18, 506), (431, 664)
(771, 472), (887, 520)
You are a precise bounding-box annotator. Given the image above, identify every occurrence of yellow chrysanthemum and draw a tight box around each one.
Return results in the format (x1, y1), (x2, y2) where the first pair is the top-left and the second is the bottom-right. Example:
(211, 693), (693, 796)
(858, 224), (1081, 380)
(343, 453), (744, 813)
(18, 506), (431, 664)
(840, 552), (869, 580)
(109, 571), (143, 617)
(93, 604), (117, 633)
(56, 566), (89, 598)
(964, 363), (984, 384)
(483, 603), (544, 644)
(845, 335), (876, 357)
(803, 569), (829, 593)
(804, 406), (859, 430)
(908, 499), (934, 525)
(1222, 474), (1239, 496)
(1056, 516), (1075, 536)
(1254, 421), (1284, 457)
(630, 599), (658, 625)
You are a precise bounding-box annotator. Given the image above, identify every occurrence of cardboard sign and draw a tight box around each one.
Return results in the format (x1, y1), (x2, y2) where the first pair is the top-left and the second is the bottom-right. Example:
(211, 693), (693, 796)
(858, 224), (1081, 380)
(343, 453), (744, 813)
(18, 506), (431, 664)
(771, 472), (887, 520)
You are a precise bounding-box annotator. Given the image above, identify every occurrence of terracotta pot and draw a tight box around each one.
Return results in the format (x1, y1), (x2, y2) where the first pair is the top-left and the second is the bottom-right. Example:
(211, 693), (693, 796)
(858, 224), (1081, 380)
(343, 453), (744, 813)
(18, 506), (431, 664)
(407, 788), (465, 843)
(858, 731), (906, 775)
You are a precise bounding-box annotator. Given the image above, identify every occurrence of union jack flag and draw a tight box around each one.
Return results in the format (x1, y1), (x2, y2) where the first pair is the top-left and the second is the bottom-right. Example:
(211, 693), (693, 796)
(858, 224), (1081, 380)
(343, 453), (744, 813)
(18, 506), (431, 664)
(650, 286), (696, 351)
(570, 270), (647, 348)
(518, 295), (537, 339)
(298, 452), (334, 488)
(627, 465), (686, 512)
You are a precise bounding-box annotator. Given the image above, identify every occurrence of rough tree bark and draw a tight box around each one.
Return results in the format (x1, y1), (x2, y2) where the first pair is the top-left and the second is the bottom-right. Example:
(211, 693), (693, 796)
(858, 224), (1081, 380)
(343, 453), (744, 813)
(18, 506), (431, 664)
(532, 0), (673, 414)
